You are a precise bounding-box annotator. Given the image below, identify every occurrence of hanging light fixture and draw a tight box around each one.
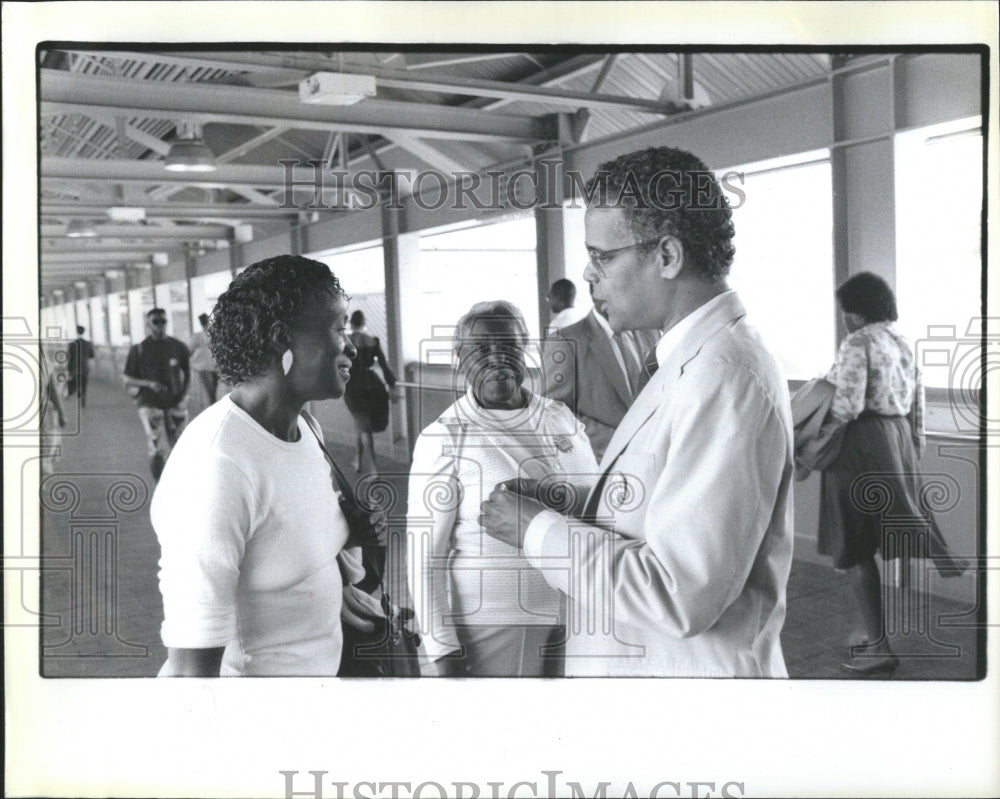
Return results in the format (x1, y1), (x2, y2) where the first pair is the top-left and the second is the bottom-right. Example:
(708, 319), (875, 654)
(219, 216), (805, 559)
(66, 219), (98, 238)
(164, 122), (217, 172)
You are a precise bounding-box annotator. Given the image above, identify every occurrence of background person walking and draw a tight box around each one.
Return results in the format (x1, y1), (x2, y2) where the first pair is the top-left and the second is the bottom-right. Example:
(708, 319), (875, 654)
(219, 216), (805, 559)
(819, 272), (968, 675)
(123, 308), (190, 480)
(343, 310), (397, 474)
(66, 325), (95, 408)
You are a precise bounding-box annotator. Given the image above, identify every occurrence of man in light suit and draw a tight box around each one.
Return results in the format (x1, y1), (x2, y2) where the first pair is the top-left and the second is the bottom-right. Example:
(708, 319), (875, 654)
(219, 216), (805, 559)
(481, 146), (794, 677)
(542, 287), (658, 460)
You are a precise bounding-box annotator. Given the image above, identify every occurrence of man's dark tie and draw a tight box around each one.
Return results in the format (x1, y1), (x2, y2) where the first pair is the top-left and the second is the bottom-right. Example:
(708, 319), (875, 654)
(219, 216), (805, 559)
(635, 346), (659, 393)
(612, 330), (642, 398)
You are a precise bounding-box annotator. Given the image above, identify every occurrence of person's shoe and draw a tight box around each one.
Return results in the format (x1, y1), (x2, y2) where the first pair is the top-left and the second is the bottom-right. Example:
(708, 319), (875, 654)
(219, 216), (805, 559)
(842, 646), (899, 675)
(151, 453), (165, 481)
(934, 554), (970, 578)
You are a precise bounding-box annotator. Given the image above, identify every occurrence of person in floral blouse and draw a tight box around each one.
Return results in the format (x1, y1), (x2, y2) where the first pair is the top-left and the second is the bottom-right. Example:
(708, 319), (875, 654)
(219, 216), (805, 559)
(820, 271), (967, 675)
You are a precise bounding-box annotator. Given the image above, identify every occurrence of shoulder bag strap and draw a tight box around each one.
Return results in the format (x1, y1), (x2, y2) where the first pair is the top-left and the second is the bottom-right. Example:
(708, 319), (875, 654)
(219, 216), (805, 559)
(301, 412), (388, 592)
(301, 412), (355, 500)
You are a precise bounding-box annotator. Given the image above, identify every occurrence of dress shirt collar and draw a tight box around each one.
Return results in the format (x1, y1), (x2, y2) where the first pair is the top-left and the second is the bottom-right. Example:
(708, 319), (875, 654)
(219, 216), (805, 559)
(653, 289), (736, 369)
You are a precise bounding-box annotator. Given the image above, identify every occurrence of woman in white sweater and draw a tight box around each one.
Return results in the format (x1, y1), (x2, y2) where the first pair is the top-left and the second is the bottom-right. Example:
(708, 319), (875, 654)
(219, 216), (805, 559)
(151, 255), (384, 677)
(407, 300), (597, 676)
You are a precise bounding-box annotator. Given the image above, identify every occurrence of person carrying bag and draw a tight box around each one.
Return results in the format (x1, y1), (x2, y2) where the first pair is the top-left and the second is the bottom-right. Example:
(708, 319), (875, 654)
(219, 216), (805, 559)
(790, 377), (847, 480)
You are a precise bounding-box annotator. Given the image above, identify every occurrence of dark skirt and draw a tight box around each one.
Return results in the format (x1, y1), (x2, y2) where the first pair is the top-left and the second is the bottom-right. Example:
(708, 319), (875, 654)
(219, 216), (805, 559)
(818, 412), (948, 569)
(344, 370), (390, 433)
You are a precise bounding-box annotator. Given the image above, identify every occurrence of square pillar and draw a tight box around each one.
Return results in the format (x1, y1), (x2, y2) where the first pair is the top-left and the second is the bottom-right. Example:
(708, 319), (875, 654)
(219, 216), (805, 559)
(830, 56), (898, 343)
(382, 199), (421, 457)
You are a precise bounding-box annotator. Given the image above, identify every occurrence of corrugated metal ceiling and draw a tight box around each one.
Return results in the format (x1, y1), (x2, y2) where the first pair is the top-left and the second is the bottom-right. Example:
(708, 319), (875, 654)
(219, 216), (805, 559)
(38, 47), (840, 290)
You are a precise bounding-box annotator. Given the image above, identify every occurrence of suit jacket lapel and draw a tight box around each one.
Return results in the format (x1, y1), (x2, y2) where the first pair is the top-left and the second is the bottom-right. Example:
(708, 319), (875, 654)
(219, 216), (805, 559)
(597, 366), (665, 472)
(583, 312), (633, 408)
(594, 292), (748, 475)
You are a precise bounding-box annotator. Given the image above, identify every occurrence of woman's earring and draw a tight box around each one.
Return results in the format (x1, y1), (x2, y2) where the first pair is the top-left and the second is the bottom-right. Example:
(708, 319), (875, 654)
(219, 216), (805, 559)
(282, 349), (294, 376)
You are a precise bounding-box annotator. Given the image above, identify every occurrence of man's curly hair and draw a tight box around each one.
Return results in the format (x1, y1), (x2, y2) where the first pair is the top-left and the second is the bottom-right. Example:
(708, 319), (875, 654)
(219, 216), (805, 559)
(208, 255), (346, 385)
(585, 146), (736, 279)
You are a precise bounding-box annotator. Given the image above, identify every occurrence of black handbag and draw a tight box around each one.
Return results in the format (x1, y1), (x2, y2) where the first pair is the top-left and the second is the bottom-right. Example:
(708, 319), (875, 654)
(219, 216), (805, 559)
(338, 546), (422, 678)
(368, 377), (391, 433)
(302, 413), (421, 677)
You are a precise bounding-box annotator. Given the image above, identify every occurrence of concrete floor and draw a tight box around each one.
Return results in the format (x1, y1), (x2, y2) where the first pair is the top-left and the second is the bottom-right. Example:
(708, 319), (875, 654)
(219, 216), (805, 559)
(38, 378), (982, 679)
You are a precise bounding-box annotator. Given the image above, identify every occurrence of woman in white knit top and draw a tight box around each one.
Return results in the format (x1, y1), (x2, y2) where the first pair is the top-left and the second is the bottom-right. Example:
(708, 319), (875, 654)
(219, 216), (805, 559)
(152, 256), (384, 677)
(407, 301), (597, 676)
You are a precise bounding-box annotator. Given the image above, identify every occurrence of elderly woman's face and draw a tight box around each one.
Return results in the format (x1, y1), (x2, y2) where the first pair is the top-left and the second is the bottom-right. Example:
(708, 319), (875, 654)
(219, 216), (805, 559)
(458, 316), (527, 410)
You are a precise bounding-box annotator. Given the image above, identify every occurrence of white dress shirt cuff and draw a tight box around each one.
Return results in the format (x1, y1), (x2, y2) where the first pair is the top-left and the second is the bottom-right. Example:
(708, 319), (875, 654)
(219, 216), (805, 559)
(523, 509), (572, 594)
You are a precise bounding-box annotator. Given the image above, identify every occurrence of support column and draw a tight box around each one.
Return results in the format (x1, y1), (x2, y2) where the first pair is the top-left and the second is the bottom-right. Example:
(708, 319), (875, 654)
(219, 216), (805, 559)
(184, 247), (198, 337)
(87, 277), (110, 370)
(125, 266), (152, 343)
(290, 219), (304, 256)
(123, 271), (137, 345)
(38, 289), (60, 338)
(66, 287), (79, 333)
(152, 281), (170, 306)
(40, 294), (50, 334)
(79, 283), (93, 339)
(105, 273), (126, 373)
(228, 242), (241, 279)
(151, 255), (171, 314)
(104, 272), (125, 346)
(72, 283), (90, 336)
(830, 55), (899, 344)
(533, 157), (567, 335)
(381, 196), (421, 458)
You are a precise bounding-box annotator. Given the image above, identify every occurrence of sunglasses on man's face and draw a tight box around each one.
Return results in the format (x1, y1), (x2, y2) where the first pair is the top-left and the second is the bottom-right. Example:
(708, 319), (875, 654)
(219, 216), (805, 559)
(150, 318), (168, 326)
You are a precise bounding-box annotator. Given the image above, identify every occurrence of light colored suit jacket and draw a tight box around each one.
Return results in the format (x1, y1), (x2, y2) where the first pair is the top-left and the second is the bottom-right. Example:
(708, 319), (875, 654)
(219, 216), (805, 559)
(524, 292), (795, 677)
(542, 310), (658, 461)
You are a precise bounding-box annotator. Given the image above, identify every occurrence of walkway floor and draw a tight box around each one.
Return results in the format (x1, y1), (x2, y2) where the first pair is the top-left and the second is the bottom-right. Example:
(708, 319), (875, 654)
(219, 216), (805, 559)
(38, 378), (981, 679)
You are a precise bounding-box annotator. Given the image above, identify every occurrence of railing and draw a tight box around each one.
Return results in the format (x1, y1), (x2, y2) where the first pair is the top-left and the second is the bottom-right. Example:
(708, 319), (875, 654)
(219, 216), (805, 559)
(395, 380), (460, 394)
(926, 430), (981, 442)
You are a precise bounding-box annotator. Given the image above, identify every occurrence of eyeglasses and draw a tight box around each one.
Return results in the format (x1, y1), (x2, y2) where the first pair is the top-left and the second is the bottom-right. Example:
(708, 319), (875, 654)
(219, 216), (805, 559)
(149, 318), (168, 326)
(586, 238), (661, 278)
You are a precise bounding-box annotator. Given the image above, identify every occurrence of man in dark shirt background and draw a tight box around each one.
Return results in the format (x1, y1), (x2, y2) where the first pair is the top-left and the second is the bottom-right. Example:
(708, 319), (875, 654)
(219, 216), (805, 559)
(66, 325), (95, 408)
(124, 308), (190, 480)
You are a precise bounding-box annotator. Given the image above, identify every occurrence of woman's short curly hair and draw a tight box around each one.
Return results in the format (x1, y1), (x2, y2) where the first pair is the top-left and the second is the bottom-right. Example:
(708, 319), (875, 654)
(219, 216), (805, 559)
(585, 146), (736, 279)
(836, 271), (898, 323)
(208, 255), (345, 384)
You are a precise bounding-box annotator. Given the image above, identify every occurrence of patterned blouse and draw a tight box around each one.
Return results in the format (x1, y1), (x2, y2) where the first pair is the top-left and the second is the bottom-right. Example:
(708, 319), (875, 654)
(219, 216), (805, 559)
(826, 321), (924, 437)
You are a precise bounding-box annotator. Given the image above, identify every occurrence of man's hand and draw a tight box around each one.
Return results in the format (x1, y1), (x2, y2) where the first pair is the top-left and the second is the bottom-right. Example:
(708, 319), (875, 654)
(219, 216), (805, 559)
(479, 483), (547, 550)
(498, 478), (580, 514)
